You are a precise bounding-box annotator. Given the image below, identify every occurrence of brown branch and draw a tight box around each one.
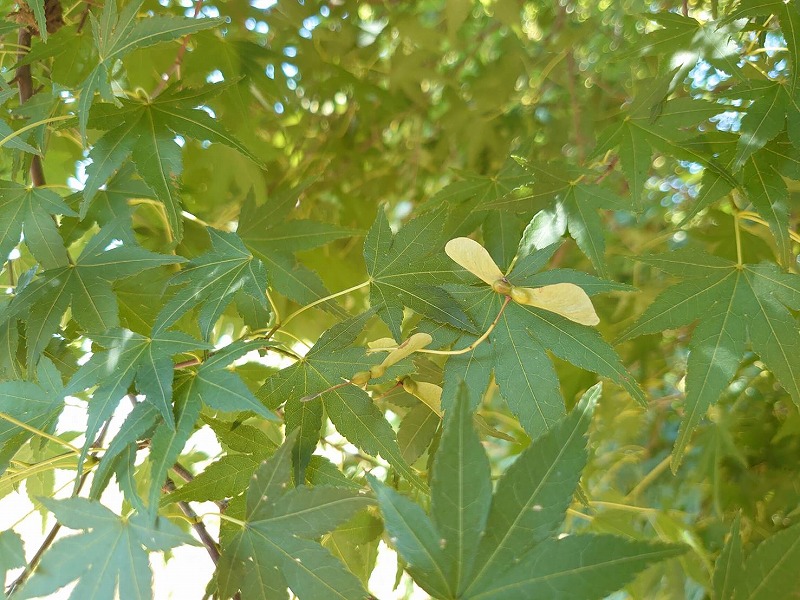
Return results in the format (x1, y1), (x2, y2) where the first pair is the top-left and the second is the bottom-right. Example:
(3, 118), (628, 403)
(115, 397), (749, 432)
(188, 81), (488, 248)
(16, 27), (45, 187)
(162, 478), (221, 564)
(151, 0), (204, 97)
(174, 357), (202, 370)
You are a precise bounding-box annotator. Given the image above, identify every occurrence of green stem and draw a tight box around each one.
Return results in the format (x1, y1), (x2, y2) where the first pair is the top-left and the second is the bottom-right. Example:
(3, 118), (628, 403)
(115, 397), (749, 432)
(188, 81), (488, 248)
(734, 211), (744, 267)
(417, 296), (511, 356)
(0, 115), (73, 148)
(0, 411), (81, 454)
(283, 279), (371, 328)
(261, 279), (372, 342)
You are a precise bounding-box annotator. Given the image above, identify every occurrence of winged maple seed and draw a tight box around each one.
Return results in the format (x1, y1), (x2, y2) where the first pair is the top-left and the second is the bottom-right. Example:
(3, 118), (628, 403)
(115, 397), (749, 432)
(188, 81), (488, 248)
(352, 332), (434, 385)
(445, 237), (600, 326)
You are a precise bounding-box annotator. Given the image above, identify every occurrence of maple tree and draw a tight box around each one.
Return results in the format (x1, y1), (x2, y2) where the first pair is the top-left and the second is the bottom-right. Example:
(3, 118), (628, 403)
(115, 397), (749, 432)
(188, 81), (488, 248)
(1, 0), (800, 598)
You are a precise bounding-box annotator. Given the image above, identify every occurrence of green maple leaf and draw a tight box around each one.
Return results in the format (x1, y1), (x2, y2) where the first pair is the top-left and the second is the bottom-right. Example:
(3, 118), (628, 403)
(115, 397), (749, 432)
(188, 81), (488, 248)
(259, 312), (425, 491)
(728, 80), (800, 171)
(82, 84), (263, 241)
(153, 228), (268, 339)
(237, 182), (352, 312)
(723, 1), (800, 91)
(485, 159), (627, 277)
(365, 208), (475, 340)
(0, 529), (24, 600)
(0, 358), (64, 477)
(177, 340), (278, 421)
(734, 521), (800, 600)
(713, 515), (744, 600)
(620, 249), (800, 469)
(145, 381), (202, 516)
(0, 219), (183, 365)
(216, 432), (375, 600)
(88, 401), (161, 502)
(65, 328), (209, 454)
(372, 384), (686, 600)
(590, 76), (739, 209)
(16, 498), (196, 600)
(75, 0), (223, 139)
(435, 242), (643, 440)
(742, 150), (793, 266)
(0, 181), (75, 269)
(678, 136), (794, 268)
(632, 12), (744, 78)
(164, 454), (261, 504)
(711, 513), (800, 600)
(422, 158), (531, 217)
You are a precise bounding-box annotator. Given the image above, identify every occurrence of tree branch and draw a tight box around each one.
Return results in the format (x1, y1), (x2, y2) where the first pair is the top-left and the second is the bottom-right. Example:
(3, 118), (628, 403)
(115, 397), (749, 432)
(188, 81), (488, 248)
(151, 0), (204, 97)
(16, 27), (45, 187)
(163, 478), (221, 564)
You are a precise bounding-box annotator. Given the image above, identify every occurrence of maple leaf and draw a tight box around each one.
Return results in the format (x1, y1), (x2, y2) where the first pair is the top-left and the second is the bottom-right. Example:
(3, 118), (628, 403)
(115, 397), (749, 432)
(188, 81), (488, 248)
(372, 384), (686, 600)
(0, 358), (64, 477)
(677, 135), (795, 267)
(237, 183), (352, 312)
(74, 0), (222, 139)
(259, 313), (425, 491)
(481, 160), (626, 277)
(216, 432), (375, 600)
(620, 249), (800, 469)
(631, 12), (744, 79)
(365, 208), (475, 340)
(153, 228), (268, 339)
(66, 327), (208, 441)
(433, 240), (642, 439)
(590, 74), (739, 209)
(421, 158), (531, 218)
(82, 84), (264, 241)
(0, 530), (24, 599)
(0, 219), (184, 365)
(16, 498), (196, 600)
(178, 340), (278, 421)
(0, 181), (75, 269)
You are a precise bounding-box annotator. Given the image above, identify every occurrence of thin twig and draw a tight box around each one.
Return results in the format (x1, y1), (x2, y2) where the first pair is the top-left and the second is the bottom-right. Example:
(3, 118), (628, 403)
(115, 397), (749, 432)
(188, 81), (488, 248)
(151, 0), (204, 96)
(163, 478), (221, 564)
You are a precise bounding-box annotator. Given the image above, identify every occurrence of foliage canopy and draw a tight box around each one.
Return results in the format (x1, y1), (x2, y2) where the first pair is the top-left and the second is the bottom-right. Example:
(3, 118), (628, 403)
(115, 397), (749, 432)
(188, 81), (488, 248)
(1, 0), (799, 598)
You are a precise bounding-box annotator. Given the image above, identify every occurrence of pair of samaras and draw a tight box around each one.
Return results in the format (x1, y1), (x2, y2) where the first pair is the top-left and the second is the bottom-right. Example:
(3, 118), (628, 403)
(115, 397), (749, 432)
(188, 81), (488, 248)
(445, 237), (599, 326)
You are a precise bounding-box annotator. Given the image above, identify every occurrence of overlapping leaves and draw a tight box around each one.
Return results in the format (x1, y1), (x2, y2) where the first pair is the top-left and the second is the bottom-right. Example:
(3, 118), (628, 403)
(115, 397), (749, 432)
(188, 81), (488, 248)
(365, 209), (475, 339)
(83, 84), (263, 241)
(712, 515), (800, 600)
(434, 239), (643, 440)
(153, 228), (268, 339)
(259, 312), (425, 491)
(372, 384), (686, 599)
(0, 181), (75, 268)
(0, 218), (183, 365)
(620, 249), (800, 468)
(74, 0), (222, 139)
(216, 432), (375, 600)
(238, 181), (352, 310)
